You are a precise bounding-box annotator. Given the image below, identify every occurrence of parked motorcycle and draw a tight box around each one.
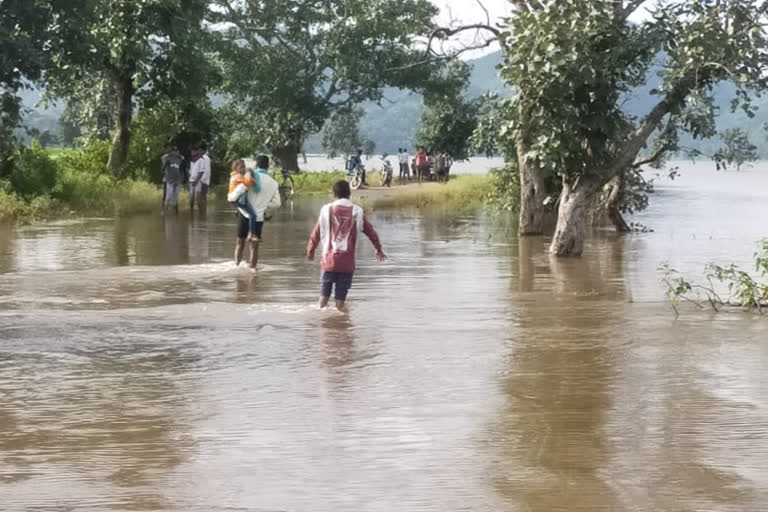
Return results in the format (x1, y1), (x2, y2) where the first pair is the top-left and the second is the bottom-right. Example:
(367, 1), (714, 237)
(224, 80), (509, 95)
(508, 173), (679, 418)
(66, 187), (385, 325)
(379, 155), (393, 187)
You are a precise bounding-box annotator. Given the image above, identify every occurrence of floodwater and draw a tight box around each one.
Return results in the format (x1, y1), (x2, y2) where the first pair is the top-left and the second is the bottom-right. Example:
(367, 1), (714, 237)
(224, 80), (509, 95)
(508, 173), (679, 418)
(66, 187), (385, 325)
(1, 162), (767, 511)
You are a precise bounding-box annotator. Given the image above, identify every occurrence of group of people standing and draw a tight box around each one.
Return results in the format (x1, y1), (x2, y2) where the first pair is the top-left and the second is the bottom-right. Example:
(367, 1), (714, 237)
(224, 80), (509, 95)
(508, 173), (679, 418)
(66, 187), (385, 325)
(396, 147), (453, 183)
(161, 142), (212, 214)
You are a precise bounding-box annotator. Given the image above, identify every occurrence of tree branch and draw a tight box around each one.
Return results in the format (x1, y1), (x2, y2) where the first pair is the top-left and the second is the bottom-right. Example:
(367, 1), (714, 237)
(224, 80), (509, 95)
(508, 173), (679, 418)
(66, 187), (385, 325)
(632, 143), (669, 168)
(427, 24), (501, 56)
(621, 0), (647, 21)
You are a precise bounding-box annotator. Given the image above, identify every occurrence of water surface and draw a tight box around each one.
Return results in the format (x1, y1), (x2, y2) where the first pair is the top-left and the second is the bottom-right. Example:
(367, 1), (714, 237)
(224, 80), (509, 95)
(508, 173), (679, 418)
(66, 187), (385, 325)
(1, 162), (767, 511)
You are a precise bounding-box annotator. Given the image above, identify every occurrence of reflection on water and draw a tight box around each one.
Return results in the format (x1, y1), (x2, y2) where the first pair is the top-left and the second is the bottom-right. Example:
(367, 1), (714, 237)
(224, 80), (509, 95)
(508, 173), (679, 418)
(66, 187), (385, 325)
(1, 163), (768, 511)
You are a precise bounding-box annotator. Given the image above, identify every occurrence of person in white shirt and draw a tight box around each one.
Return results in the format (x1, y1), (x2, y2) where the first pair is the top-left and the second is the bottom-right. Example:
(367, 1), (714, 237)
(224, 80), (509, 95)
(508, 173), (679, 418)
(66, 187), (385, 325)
(189, 143), (212, 214)
(227, 154), (281, 269)
(398, 148), (410, 181)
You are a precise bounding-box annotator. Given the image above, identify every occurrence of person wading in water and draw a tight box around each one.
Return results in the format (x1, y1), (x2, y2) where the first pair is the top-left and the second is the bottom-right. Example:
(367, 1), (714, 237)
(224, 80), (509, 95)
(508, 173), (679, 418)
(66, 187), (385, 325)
(228, 155), (281, 269)
(306, 180), (386, 311)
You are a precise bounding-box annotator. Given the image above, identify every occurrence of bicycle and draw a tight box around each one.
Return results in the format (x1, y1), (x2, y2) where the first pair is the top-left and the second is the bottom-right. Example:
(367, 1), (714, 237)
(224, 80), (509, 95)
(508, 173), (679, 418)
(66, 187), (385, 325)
(277, 169), (295, 203)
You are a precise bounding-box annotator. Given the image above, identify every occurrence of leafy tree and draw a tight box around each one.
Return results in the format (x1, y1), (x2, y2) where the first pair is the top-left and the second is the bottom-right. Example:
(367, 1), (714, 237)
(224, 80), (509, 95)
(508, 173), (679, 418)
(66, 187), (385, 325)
(714, 128), (758, 171)
(444, 0), (768, 256)
(211, 0), (447, 172)
(44, 0), (214, 176)
(415, 85), (479, 160)
(0, 0), (57, 177)
(57, 76), (119, 142)
(59, 118), (82, 148)
(362, 139), (377, 159)
(321, 107), (363, 159)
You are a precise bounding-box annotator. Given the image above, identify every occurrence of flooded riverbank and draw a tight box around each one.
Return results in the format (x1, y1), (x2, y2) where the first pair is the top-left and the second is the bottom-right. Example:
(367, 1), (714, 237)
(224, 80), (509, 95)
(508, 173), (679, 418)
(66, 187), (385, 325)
(1, 162), (767, 511)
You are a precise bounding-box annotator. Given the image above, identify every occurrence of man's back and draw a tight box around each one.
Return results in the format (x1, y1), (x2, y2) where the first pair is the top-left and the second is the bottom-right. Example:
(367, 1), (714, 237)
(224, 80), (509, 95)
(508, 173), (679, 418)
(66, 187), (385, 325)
(240, 171), (280, 219)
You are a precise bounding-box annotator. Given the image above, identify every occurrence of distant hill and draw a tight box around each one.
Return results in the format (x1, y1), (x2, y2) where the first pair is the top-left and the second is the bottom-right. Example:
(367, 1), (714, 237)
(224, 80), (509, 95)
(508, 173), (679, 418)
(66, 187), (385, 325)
(21, 50), (768, 156)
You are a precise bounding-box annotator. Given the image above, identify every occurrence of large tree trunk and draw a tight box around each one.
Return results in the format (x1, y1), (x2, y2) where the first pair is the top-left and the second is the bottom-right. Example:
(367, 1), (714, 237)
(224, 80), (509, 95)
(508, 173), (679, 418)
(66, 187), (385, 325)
(605, 172), (631, 233)
(107, 74), (134, 176)
(273, 132), (302, 173)
(518, 157), (550, 236)
(549, 179), (600, 257)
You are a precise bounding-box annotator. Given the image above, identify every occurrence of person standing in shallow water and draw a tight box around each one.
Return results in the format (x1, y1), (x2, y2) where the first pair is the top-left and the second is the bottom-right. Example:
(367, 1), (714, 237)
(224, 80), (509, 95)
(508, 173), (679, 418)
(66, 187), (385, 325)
(306, 180), (386, 312)
(228, 154), (281, 269)
(162, 145), (183, 214)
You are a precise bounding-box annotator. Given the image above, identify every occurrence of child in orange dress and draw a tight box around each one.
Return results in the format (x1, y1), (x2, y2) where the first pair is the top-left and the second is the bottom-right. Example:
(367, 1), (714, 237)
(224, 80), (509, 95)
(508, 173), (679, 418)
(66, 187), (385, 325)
(228, 159), (258, 238)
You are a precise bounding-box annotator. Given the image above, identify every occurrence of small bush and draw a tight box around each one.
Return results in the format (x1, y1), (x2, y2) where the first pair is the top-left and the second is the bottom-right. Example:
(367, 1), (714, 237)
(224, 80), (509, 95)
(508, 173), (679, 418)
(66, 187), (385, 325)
(56, 140), (110, 175)
(0, 188), (29, 221)
(52, 167), (116, 212)
(486, 163), (521, 212)
(113, 180), (164, 215)
(9, 143), (58, 200)
(287, 170), (348, 195)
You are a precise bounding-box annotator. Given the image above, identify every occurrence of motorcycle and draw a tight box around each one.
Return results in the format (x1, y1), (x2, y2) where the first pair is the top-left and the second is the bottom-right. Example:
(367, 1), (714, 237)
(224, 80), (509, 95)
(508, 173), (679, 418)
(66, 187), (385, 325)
(346, 154), (365, 190)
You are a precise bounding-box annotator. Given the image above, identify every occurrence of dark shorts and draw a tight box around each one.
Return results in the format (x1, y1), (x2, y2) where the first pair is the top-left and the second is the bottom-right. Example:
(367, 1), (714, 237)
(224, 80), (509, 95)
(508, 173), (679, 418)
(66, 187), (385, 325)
(321, 271), (354, 301)
(237, 212), (264, 240)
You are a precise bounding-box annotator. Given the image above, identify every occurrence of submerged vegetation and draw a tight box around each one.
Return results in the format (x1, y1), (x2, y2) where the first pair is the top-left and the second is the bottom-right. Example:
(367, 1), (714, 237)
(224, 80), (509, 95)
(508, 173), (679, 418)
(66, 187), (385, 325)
(661, 240), (768, 315)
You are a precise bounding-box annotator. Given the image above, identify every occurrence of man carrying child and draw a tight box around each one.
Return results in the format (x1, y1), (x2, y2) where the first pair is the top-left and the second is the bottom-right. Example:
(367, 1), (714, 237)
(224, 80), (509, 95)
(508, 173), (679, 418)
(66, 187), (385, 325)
(227, 155), (281, 269)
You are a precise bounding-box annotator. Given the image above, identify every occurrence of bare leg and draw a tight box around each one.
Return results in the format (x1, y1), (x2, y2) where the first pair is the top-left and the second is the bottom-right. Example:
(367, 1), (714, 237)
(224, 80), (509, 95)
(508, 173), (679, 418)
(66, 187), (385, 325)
(234, 237), (246, 266)
(319, 296), (330, 308)
(248, 239), (260, 269)
(335, 300), (347, 312)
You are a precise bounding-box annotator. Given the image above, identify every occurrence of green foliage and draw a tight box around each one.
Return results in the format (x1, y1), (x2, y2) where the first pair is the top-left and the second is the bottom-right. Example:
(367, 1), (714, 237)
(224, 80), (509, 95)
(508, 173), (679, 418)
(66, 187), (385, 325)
(485, 163), (521, 213)
(56, 140), (111, 175)
(714, 128), (758, 171)
(469, 96), (513, 158)
(1, 0), (58, 175)
(321, 108), (364, 158)
(212, 0), (448, 166)
(661, 240), (768, 315)
(44, 0), (216, 171)
(0, 139), (167, 221)
(7, 143), (58, 200)
(362, 139), (377, 159)
(126, 100), (219, 183)
(286, 171), (349, 196)
(416, 84), (479, 160)
(497, 0), (768, 182)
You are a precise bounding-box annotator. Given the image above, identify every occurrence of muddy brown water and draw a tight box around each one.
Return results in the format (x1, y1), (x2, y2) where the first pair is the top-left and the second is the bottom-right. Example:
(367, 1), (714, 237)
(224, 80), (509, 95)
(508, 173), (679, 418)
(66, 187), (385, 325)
(1, 163), (768, 511)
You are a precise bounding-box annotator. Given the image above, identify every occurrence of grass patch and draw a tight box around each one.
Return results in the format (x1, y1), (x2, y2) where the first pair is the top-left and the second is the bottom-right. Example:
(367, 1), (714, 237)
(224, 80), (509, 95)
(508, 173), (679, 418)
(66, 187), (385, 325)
(287, 170), (348, 195)
(367, 175), (493, 210)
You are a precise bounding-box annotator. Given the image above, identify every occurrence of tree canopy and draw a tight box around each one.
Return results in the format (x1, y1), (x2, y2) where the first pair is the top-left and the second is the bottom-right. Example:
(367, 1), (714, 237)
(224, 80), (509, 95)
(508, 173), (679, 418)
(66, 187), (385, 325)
(43, 0), (214, 174)
(468, 0), (768, 255)
(210, 0), (448, 171)
(321, 107), (364, 158)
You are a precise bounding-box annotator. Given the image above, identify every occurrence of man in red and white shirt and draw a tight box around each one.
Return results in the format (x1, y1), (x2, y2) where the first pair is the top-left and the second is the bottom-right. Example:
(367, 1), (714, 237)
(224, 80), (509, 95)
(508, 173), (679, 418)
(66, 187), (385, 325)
(307, 180), (386, 311)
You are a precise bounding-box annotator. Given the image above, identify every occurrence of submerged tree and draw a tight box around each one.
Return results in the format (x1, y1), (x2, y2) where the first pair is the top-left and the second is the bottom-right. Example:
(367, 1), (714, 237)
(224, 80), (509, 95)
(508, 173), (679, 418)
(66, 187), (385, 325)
(211, 0), (446, 172)
(714, 128), (758, 171)
(438, 0), (768, 256)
